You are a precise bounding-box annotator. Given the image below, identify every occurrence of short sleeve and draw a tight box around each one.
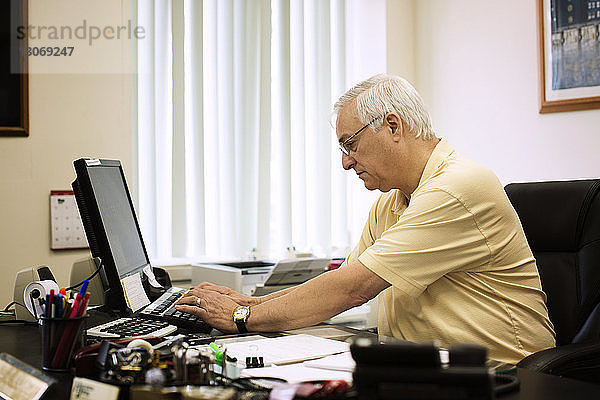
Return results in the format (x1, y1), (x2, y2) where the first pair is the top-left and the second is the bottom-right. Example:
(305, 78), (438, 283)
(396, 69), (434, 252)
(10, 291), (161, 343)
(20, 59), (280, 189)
(358, 189), (491, 297)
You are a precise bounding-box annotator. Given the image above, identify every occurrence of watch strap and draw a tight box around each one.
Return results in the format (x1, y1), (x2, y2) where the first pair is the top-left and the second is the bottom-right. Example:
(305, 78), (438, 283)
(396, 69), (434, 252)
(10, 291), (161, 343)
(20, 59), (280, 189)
(235, 319), (248, 334)
(233, 306), (250, 334)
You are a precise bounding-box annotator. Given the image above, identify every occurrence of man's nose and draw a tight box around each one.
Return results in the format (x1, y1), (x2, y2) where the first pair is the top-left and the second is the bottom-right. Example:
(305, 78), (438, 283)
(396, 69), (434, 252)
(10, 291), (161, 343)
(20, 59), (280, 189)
(341, 152), (356, 170)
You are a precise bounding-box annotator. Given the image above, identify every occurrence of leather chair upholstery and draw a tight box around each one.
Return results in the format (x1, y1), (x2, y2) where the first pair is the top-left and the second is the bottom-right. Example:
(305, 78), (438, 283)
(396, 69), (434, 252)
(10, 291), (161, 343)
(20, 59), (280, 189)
(505, 179), (600, 382)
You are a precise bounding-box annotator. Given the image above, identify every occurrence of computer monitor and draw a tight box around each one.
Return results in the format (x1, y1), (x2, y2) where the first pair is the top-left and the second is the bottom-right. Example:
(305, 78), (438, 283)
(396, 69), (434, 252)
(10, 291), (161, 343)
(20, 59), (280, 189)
(72, 158), (152, 311)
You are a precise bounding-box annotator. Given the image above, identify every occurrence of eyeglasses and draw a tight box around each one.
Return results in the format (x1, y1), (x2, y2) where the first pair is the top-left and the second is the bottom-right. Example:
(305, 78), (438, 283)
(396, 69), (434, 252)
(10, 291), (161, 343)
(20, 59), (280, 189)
(338, 118), (378, 156)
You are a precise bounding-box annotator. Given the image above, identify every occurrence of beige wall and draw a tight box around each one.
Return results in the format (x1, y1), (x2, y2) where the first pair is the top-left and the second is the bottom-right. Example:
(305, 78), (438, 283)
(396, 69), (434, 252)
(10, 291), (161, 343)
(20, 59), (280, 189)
(387, 0), (600, 185)
(0, 1), (133, 307)
(386, 0), (416, 84)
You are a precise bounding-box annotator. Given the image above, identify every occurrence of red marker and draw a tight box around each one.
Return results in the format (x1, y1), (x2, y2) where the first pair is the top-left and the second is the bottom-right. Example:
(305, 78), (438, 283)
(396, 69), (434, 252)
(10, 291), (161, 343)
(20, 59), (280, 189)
(77, 293), (91, 317)
(68, 293), (83, 319)
(48, 290), (55, 318)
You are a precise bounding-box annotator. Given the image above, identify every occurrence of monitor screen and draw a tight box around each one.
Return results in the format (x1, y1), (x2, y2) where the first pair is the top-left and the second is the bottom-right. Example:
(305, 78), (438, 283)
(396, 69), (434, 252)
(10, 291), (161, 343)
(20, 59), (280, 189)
(88, 165), (148, 277)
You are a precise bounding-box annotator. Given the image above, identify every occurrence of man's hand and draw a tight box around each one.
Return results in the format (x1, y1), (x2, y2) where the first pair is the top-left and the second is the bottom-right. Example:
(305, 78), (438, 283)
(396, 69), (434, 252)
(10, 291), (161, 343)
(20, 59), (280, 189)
(189, 282), (261, 306)
(174, 287), (240, 332)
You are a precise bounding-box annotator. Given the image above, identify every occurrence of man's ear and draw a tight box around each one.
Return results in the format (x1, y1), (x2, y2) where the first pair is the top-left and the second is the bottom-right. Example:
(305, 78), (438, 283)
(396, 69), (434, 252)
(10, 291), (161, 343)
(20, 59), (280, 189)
(385, 113), (403, 141)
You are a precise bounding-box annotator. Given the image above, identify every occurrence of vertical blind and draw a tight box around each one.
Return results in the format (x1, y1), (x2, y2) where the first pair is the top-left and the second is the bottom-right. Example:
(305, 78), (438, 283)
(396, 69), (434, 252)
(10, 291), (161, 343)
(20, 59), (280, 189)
(135, 0), (386, 261)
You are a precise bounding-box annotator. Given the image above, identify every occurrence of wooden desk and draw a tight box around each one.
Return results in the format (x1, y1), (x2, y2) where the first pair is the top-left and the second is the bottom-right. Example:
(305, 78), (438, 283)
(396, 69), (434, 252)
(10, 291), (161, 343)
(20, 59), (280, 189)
(0, 323), (598, 399)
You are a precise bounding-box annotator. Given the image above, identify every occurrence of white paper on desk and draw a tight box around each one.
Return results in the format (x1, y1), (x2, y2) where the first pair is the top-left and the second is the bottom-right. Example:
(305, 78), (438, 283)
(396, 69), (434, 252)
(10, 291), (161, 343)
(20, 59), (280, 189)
(121, 273), (150, 313)
(241, 364), (353, 384)
(215, 335), (267, 346)
(0, 358), (50, 400)
(224, 334), (350, 366)
(303, 352), (355, 372)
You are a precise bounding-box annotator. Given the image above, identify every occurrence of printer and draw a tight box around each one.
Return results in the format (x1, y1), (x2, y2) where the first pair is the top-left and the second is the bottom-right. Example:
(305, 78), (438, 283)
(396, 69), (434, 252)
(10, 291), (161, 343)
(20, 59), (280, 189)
(253, 258), (330, 296)
(191, 258), (330, 296)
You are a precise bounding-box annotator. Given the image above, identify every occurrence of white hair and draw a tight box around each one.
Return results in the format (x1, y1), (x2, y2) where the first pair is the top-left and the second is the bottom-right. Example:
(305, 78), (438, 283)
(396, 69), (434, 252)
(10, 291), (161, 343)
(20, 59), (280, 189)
(333, 74), (436, 140)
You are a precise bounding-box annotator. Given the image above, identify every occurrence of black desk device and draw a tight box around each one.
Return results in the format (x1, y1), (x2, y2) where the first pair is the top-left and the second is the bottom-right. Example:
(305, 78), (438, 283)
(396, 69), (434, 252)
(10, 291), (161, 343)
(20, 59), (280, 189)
(351, 337), (494, 400)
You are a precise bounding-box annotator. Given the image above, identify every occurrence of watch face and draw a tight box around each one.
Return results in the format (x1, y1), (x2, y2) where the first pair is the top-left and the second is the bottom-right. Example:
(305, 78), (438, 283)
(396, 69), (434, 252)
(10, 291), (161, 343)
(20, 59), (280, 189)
(233, 306), (249, 320)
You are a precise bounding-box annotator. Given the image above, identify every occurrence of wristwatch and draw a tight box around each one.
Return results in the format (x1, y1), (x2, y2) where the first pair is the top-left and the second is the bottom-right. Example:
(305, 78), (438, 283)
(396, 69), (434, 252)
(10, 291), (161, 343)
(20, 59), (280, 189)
(233, 305), (250, 333)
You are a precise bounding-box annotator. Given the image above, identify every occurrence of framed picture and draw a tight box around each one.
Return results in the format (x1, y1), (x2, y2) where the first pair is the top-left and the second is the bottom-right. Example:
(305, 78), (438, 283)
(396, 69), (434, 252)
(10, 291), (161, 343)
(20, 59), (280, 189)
(0, 0), (28, 136)
(537, 0), (600, 113)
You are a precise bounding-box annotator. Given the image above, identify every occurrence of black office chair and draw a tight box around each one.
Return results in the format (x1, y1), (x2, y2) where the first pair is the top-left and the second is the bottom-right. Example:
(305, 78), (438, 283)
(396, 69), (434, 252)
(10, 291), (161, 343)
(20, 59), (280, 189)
(504, 179), (600, 383)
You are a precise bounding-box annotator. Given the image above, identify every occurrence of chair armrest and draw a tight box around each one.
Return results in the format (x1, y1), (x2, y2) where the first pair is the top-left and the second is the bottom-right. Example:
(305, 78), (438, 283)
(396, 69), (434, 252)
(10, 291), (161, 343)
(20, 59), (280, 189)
(517, 342), (600, 383)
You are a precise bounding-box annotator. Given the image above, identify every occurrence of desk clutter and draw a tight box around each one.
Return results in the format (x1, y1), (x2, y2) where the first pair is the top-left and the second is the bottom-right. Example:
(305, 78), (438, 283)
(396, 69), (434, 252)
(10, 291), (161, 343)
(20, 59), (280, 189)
(0, 318), (523, 400)
(66, 332), (514, 400)
(68, 333), (355, 400)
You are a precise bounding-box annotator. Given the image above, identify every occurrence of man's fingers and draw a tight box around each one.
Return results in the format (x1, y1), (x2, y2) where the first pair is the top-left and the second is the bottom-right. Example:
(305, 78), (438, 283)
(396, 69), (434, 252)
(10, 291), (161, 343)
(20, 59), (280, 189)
(182, 288), (208, 300)
(192, 282), (237, 296)
(175, 295), (199, 306)
(185, 286), (232, 302)
(175, 292), (199, 305)
(175, 304), (207, 318)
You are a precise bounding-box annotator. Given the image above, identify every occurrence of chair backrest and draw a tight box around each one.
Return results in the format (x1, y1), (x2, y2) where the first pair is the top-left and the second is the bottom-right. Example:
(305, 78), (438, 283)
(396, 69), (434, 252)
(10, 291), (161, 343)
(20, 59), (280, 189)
(505, 179), (600, 346)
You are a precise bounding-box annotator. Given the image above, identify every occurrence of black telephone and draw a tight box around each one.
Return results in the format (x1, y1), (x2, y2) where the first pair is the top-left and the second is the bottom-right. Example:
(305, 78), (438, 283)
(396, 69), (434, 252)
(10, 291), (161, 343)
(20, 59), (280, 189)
(351, 336), (517, 400)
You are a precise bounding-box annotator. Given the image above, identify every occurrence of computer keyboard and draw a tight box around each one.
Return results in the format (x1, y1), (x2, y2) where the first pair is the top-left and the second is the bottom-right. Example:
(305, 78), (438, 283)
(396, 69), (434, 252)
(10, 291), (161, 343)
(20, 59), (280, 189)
(140, 286), (212, 333)
(87, 317), (178, 338)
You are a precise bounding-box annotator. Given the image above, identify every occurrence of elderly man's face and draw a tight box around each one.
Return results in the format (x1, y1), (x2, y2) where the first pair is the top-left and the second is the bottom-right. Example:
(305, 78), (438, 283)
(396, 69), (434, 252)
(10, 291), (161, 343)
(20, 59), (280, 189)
(336, 103), (397, 192)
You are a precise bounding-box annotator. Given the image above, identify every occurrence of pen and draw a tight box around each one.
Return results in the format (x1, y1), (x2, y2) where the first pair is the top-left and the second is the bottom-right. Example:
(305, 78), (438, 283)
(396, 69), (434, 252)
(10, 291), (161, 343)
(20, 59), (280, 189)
(48, 290), (54, 319)
(44, 294), (50, 318)
(68, 293), (83, 319)
(76, 292), (90, 317)
(79, 280), (89, 297)
(63, 301), (71, 319)
(56, 295), (63, 318)
(62, 295), (68, 318)
(43, 294), (50, 364)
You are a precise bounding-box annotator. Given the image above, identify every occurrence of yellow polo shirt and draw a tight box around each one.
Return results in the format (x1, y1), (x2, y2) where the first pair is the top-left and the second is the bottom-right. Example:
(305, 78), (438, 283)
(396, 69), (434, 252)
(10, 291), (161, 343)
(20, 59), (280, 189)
(348, 138), (555, 364)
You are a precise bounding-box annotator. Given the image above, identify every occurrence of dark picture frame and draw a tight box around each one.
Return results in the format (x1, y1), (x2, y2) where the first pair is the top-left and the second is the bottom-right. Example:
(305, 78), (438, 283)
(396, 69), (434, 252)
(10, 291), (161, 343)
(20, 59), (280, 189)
(537, 0), (600, 113)
(1, 0), (29, 136)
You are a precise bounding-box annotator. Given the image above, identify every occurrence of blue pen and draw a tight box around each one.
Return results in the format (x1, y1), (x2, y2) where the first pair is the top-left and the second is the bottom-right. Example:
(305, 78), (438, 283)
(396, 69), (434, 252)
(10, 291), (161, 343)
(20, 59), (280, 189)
(56, 294), (63, 318)
(45, 294), (50, 318)
(79, 279), (90, 297)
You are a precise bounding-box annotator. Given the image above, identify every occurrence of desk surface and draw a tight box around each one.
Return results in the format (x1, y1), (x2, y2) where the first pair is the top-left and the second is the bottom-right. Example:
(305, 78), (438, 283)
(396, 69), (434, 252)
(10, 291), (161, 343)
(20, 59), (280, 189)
(0, 323), (71, 399)
(0, 323), (598, 400)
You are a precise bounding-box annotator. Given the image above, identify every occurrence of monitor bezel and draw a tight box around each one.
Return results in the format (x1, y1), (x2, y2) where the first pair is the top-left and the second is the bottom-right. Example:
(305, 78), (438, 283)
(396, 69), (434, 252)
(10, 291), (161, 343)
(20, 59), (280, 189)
(72, 158), (151, 311)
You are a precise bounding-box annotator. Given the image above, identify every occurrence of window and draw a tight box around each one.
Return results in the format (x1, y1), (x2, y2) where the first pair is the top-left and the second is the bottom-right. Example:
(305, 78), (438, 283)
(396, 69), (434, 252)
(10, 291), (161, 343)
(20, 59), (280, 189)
(134, 0), (386, 261)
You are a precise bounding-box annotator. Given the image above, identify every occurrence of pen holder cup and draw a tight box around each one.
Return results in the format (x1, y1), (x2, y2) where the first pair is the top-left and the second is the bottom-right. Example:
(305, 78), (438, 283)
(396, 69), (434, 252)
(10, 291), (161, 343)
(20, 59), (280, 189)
(40, 315), (87, 372)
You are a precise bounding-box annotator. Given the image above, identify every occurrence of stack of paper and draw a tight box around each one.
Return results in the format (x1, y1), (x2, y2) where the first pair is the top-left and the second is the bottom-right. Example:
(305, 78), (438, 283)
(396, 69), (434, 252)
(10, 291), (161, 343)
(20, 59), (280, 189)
(303, 352), (355, 372)
(224, 334), (350, 366)
(241, 363), (353, 384)
(232, 334), (357, 383)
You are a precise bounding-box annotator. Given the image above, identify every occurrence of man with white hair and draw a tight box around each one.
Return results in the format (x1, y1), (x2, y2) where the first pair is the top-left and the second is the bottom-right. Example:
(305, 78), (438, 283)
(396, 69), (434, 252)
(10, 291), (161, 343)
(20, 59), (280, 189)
(176, 74), (556, 364)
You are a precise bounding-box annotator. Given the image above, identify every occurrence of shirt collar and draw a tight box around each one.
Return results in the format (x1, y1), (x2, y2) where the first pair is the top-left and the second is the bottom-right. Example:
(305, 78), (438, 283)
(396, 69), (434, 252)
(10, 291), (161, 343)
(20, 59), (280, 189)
(416, 137), (454, 190)
(390, 138), (454, 215)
